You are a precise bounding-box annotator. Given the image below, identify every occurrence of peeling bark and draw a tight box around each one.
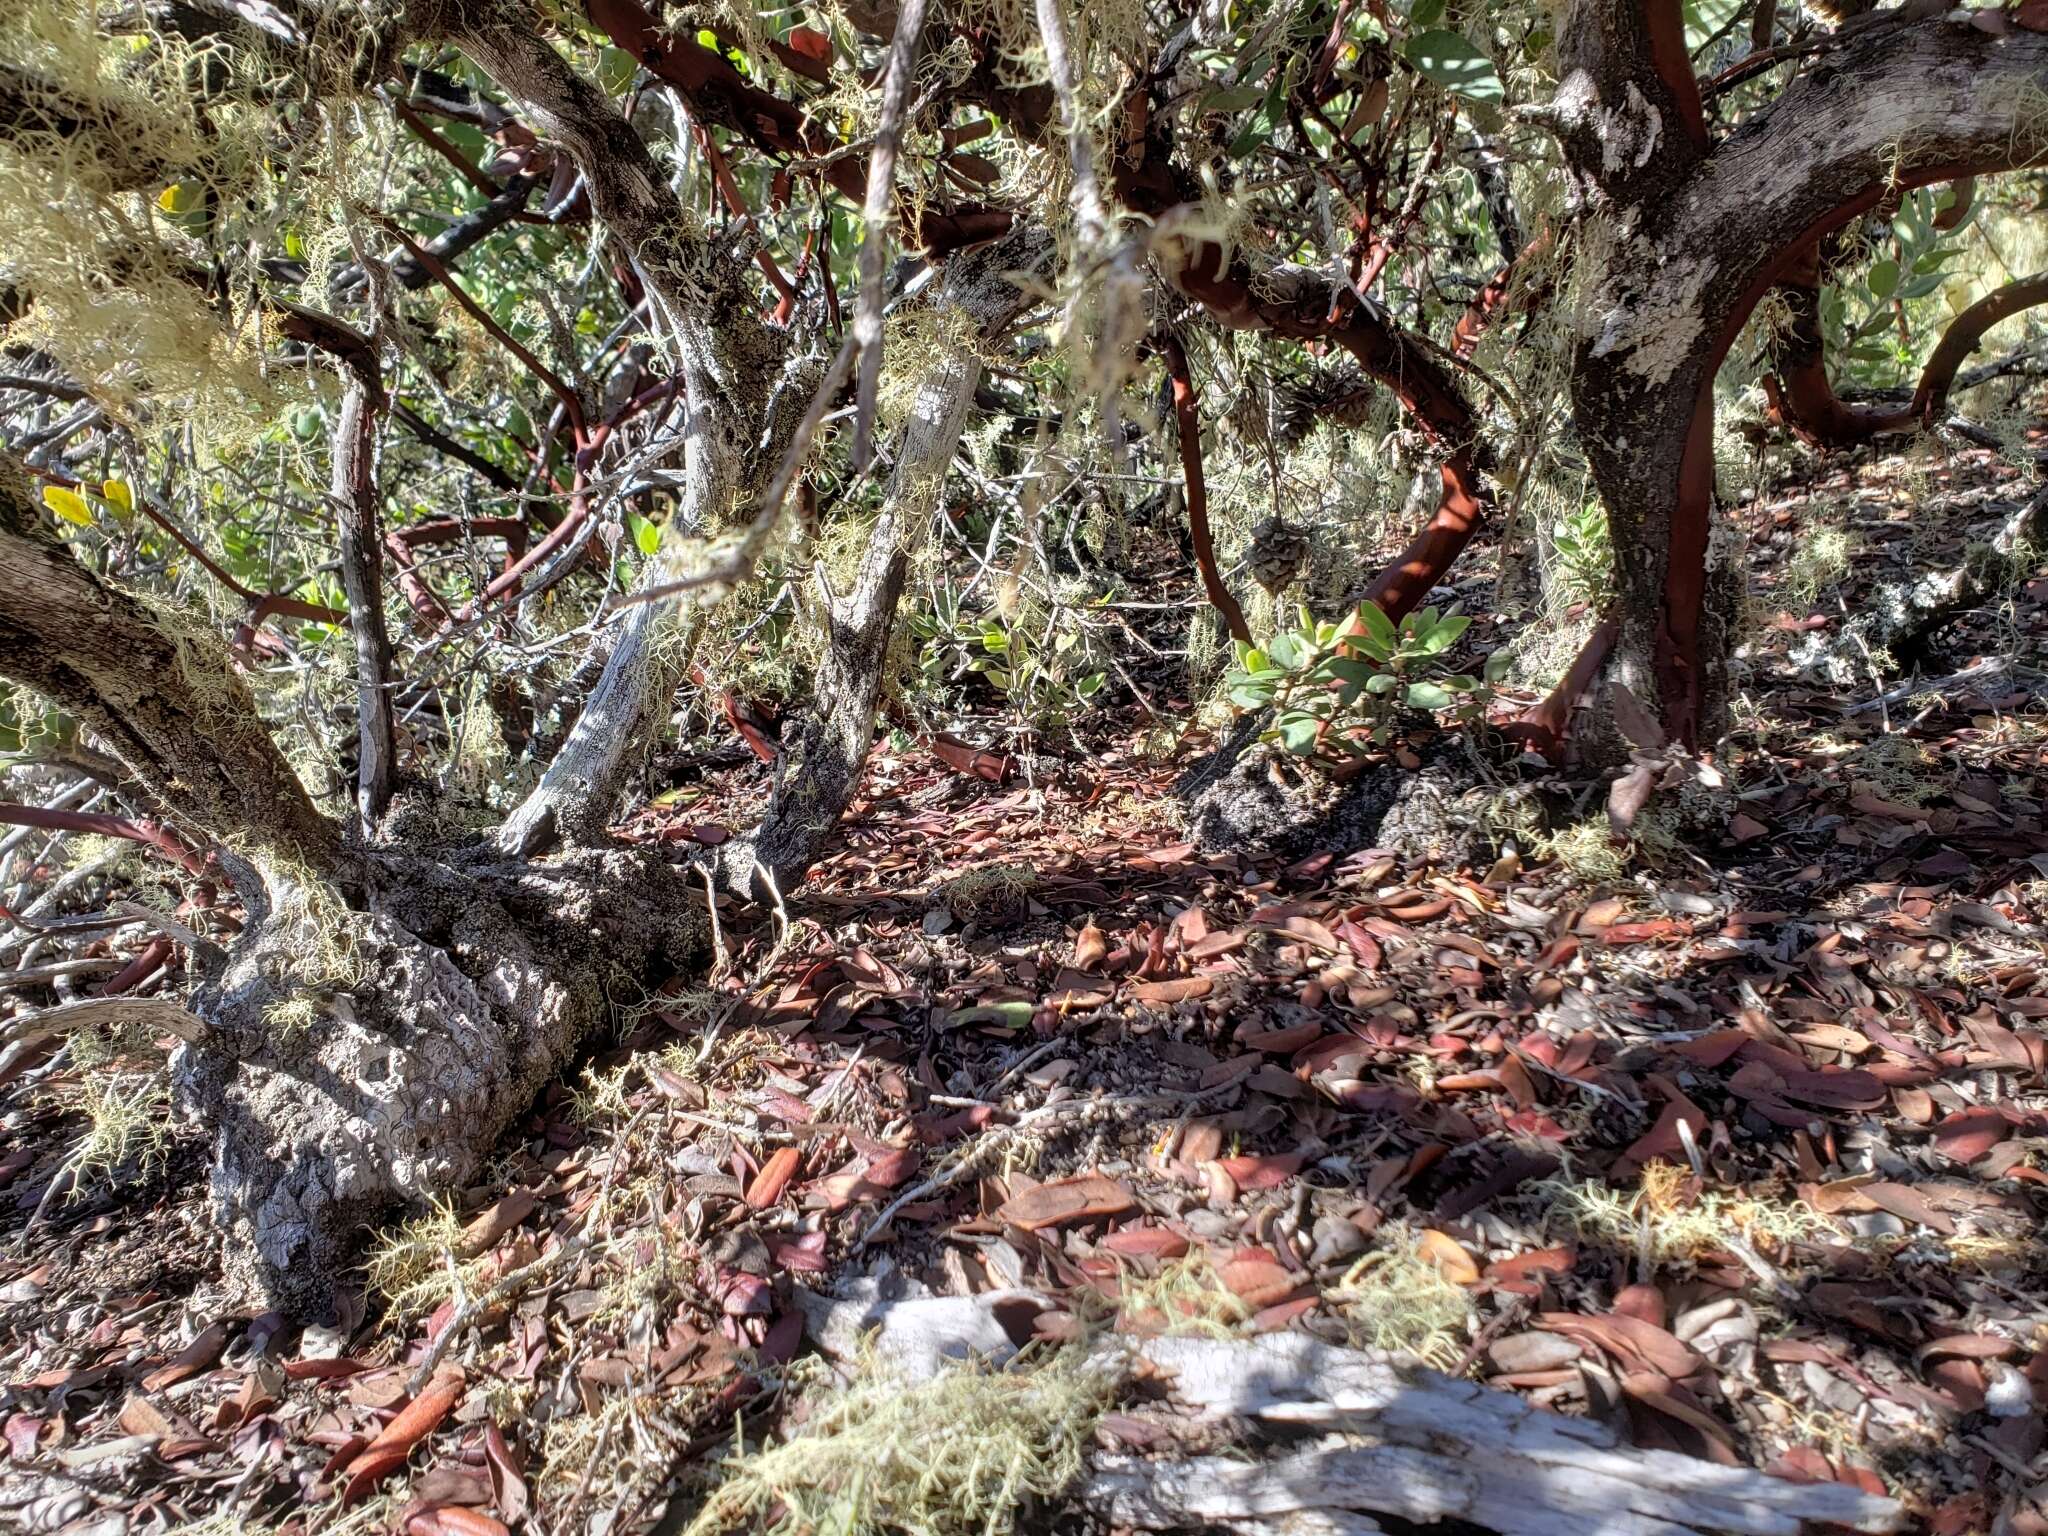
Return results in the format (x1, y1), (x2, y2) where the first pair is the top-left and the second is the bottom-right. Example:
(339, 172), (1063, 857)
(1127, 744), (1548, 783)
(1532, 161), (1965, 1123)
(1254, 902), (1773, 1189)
(1558, 7), (2048, 747)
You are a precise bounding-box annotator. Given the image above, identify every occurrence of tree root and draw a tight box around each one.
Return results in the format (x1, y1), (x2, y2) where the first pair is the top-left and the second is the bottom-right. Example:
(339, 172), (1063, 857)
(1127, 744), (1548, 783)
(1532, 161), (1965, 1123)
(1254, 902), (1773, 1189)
(171, 844), (704, 1313)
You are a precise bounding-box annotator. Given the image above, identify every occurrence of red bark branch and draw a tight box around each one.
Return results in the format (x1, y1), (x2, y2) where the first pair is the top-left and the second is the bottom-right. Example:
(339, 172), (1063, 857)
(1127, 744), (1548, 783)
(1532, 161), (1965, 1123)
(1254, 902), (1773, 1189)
(375, 216), (586, 439)
(1111, 89), (1488, 623)
(1158, 334), (1252, 648)
(1646, 0), (1710, 151)
(580, 0), (1013, 253)
(0, 803), (206, 876)
(99, 936), (172, 997)
(1765, 254), (2048, 448)
(1452, 226), (1554, 359)
(1498, 617), (1617, 762)
(1910, 267), (2048, 420)
(1661, 147), (2048, 746)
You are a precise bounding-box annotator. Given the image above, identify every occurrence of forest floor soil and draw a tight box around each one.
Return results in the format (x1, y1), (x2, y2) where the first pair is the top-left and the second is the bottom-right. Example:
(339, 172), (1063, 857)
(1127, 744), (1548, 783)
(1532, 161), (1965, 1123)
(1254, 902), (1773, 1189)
(3, 440), (2047, 1535)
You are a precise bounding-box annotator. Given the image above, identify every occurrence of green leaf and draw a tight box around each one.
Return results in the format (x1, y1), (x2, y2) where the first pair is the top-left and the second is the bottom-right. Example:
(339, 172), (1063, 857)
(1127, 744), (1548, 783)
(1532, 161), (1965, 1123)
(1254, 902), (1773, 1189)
(625, 511), (661, 556)
(1266, 632), (1309, 671)
(41, 486), (93, 526)
(1355, 600), (1396, 648)
(1866, 259), (1899, 302)
(1203, 83), (1267, 113)
(1076, 672), (1106, 698)
(1404, 681), (1454, 711)
(1482, 649), (1515, 682)
(1276, 713), (1322, 755)
(1229, 684), (1275, 710)
(596, 45), (638, 96)
(1364, 670), (1400, 695)
(1412, 613), (1471, 656)
(1400, 30), (1502, 102)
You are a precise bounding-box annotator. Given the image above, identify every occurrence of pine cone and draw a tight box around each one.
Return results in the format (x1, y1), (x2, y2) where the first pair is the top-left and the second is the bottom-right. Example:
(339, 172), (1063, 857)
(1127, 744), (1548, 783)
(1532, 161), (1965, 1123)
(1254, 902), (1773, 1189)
(1247, 517), (1310, 593)
(1271, 366), (1375, 445)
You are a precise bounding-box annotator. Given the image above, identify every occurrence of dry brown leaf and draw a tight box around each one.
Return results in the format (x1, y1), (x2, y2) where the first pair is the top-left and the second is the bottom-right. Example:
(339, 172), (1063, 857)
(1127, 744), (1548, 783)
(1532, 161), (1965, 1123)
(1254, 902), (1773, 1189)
(996, 1173), (1136, 1231)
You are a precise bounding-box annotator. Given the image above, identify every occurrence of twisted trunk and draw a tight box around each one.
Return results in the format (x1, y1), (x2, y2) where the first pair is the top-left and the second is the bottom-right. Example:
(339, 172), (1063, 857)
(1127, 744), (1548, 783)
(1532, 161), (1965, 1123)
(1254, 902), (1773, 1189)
(459, 9), (799, 857)
(716, 227), (1052, 899)
(1558, 6), (2048, 747)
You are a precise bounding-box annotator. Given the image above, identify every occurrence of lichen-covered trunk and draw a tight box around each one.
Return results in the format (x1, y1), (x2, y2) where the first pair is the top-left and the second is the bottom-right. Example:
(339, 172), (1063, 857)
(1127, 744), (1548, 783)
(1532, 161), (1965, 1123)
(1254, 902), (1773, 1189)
(0, 460), (706, 1313)
(175, 844), (701, 1311)
(715, 228), (1049, 899)
(1569, 343), (1738, 751)
(1552, 3), (2048, 752)
(0, 459), (342, 877)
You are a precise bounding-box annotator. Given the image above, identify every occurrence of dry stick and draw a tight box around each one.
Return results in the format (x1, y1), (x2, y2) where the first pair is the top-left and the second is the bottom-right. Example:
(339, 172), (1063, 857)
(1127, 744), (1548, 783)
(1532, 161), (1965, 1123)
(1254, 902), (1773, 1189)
(1157, 335), (1252, 647)
(850, 0), (931, 472)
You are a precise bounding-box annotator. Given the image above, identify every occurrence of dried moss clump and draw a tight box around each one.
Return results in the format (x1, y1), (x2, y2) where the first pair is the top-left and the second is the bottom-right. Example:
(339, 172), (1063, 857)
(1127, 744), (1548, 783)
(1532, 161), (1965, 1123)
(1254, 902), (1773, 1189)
(1326, 1227), (1478, 1370)
(687, 1345), (1114, 1536)
(1537, 1161), (1836, 1266)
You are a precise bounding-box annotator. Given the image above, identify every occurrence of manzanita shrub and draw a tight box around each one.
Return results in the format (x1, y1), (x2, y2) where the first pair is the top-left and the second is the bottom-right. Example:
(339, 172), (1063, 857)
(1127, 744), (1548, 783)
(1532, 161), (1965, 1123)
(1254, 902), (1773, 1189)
(1224, 601), (1492, 762)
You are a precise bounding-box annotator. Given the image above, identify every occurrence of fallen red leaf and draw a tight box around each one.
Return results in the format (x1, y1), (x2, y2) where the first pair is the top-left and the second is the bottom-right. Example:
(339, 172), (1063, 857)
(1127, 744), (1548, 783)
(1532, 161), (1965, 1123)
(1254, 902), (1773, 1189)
(997, 1174), (1136, 1231)
(1932, 1105), (2013, 1163)
(338, 1369), (466, 1505)
(140, 1321), (231, 1393)
(786, 24), (832, 59)
(745, 1147), (803, 1208)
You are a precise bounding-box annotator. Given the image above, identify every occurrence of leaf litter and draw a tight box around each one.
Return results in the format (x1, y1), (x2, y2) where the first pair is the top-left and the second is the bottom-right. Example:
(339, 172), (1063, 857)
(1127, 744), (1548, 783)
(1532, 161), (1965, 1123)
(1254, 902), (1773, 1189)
(0, 444), (2045, 1535)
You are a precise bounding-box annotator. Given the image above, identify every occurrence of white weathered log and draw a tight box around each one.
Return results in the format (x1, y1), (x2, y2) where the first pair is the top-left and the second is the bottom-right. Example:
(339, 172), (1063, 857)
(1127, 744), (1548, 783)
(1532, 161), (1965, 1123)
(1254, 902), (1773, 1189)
(1088, 1335), (1901, 1536)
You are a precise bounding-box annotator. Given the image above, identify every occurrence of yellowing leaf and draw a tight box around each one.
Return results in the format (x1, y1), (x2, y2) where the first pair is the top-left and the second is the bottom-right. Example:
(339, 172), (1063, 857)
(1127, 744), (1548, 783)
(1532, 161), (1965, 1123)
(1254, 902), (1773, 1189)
(41, 486), (94, 526)
(101, 479), (134, 516)
(1417, 1229), (1481, 1286)
(158, 182), (200, 214)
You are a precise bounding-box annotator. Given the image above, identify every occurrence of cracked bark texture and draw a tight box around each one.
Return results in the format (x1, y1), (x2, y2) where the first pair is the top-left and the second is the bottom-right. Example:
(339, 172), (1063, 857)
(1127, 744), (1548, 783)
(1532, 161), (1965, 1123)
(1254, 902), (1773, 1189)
(1092, 1335), (1901, 1536)
(174, 844), (702, 1311)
